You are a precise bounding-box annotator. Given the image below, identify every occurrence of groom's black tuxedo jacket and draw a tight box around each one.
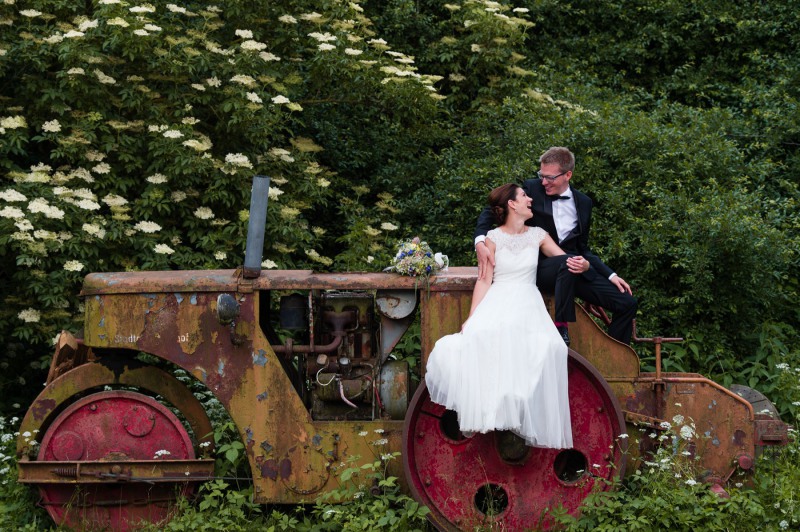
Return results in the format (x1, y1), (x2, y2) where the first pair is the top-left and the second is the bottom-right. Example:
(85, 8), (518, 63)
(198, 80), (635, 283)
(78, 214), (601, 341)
(475, 179), (614, 281)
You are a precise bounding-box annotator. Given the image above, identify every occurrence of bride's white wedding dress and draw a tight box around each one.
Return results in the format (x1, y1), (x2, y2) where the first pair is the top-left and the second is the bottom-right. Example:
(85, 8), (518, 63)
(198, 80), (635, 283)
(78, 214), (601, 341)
(425, 226), (573, 448)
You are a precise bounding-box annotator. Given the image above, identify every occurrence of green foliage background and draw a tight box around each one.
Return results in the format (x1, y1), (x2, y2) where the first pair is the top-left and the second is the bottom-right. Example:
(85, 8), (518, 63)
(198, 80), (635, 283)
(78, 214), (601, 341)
(1, 0), (799, 445)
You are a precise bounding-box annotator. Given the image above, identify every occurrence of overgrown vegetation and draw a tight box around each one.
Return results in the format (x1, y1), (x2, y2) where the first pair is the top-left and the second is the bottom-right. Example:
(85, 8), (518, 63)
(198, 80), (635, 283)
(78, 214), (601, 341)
(2, 0), (799, 529)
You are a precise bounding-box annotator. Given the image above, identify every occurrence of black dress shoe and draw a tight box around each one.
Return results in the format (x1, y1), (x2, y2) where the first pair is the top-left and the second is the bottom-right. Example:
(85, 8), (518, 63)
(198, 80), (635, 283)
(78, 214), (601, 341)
(556, 325), (570, 347)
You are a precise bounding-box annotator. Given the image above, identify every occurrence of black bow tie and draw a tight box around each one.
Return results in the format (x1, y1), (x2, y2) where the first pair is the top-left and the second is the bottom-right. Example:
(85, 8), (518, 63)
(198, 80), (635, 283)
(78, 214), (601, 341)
(548, 195), (571, 201)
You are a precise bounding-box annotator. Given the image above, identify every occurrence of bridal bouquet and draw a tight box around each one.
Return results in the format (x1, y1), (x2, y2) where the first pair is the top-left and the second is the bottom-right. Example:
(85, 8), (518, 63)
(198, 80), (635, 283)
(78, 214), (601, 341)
(386, 237), (448, 278)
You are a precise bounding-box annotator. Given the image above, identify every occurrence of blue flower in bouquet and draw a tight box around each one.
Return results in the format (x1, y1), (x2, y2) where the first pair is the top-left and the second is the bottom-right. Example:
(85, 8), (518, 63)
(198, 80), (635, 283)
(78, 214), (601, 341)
(386, 237), (448, 279)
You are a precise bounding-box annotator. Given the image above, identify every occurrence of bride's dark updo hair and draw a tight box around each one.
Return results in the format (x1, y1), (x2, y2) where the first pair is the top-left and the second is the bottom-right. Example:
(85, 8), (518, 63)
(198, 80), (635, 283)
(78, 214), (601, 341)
(488, 184), (520, 225)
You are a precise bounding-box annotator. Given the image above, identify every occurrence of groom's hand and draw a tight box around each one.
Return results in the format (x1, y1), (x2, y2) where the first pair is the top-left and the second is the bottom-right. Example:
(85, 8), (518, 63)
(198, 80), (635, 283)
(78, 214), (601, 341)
(476, 242), (495, 279)
(610, 275), (633, 295)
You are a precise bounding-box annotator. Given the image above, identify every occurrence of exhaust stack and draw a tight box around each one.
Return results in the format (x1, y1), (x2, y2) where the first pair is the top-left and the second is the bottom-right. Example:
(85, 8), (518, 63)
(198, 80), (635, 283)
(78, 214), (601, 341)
(243, 175), (271, 279)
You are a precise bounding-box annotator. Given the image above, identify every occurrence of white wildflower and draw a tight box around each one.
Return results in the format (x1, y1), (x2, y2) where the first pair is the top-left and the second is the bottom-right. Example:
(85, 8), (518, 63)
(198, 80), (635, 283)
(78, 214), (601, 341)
(76, 199), (101, 210)
(20, 9), (42, 17)
(344, 48), (363, 56)
(680, 425), (695, 439)
(82, 223), (106, 238)
(230, 74), (256, 87)
(64, 260), (84, 272)
(134, 221), (162, 233)
(672, 414), (684, 425)
(214, 251), (226, 261)
(206, 77), (222, 87)
(0, 189), (27, 202)
(129, 5), (156, 14)
(318, 43), (336, 51)
(64, 30), (85, 38)
(147, 173), (168, 184)
(309, 32), (336, 42)
(42, 120), (61, 133)
(246, 92), (263, 104)
(259, 52), (280, 62)
(79, 19), (98, 31)
(18, 308), (40, 323)
(261, 259), (277, 269)
(241, 40), (267, 51)
(1, 116), (26, 129)
(685, 479), (697, 486)
(163, 130), (183, 139)
(133, 29), (149, 36)
(225, 153), (253, 168)
(235, 29), (253, 39)
(102, 194), (128, 207)
(166, 4), (186, 13)
(194, 207), (214, 220)
(170, 191), (187, 202)
(154, 243), (175, 255)
(144, 24), (161, 32)
(380, 222), (398, 231)
(299, 12), (323, 22)
(278, 15), (297, 24)
(0, 206), (25, 219)
(93, 69), (116, 84)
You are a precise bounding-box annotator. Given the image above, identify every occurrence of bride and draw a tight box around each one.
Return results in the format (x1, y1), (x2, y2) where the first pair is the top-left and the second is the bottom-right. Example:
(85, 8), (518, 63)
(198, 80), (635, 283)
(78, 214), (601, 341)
(425, 183), (579, 448)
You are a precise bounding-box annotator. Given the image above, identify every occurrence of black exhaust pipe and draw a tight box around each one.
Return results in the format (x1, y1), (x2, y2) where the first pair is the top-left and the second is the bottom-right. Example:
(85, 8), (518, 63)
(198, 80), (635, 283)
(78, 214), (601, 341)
(243, 175), (271, 279)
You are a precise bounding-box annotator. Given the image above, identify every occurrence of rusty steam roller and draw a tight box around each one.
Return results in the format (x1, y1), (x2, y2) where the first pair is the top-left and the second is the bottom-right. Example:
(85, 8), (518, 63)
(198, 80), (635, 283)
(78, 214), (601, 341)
(16, 176), (789, 530)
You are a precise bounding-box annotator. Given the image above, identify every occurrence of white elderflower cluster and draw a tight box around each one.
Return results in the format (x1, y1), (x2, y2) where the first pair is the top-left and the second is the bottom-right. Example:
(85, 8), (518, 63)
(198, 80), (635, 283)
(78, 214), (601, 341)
(64, 260), (84, 272)
(42, 120), (61, 133)
(224, 153), (253, 168)
(134, 220), (162, 233)
(102, 194), (128, 207)
(259, 52), (280, 62)
(230, 74), (256, 87)
(246, 92), (263, 104)
(241, 40), (267, 51)
(235, 29), (253, 39)
(93, 69), (116, 84)
(146, 173), (168, 184)
(194, 207), (214, 220)
(163, 129), (183, 138)
(28, 198), (65, 219)
(82, 223), (106, 238)
(18, 308), (41, 323)
(154, 243), (175, 254)
(0, 189), (26, 202)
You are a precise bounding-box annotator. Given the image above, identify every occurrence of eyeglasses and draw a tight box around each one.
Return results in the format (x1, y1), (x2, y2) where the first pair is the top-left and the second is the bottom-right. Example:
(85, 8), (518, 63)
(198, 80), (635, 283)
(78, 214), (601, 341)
(537, 171), (567, 181)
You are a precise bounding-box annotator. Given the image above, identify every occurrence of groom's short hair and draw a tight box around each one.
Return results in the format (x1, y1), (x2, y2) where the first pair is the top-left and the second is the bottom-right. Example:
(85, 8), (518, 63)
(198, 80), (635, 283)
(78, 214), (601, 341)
(539, 147), (575, 172)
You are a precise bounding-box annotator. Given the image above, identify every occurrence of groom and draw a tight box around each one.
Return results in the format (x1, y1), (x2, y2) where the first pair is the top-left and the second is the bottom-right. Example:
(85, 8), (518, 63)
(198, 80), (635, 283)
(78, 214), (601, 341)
(474, 146), (637, 345)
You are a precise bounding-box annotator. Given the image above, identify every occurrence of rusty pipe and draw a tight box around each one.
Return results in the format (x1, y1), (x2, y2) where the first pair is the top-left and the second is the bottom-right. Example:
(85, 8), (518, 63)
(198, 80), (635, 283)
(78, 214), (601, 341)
(272, 335), (343, 355)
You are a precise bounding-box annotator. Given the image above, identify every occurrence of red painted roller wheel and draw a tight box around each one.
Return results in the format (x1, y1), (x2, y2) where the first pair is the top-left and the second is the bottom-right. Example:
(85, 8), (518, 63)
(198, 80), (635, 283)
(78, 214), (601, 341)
(403, 351), (627, 531)
(37, 390), (197, 530)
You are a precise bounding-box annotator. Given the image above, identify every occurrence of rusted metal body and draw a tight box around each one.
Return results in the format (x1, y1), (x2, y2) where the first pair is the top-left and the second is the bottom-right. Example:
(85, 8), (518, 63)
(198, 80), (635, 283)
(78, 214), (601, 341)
(17, 264), (788, 530)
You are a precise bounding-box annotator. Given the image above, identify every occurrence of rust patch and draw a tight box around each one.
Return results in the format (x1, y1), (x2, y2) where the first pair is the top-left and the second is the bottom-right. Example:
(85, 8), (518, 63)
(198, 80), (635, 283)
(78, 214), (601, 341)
(31, 398), (56, 421)
(733, 429), (746, 446)
(279, 458), (292, 479)
(261, 459), (279, 480)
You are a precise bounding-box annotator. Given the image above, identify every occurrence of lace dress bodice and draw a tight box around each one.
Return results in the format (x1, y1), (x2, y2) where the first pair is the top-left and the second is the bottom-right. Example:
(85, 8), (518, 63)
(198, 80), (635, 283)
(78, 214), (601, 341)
(486, 227), (547, 285)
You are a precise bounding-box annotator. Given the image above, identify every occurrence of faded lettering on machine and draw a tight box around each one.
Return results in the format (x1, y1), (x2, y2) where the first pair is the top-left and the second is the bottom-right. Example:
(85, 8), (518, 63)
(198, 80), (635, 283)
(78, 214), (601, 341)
(114, 333), (192, 343)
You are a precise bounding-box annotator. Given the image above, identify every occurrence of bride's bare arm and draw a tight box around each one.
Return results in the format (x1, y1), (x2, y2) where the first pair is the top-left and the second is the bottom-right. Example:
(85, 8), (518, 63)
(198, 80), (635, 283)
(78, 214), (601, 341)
(468, 239), (495, 318)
